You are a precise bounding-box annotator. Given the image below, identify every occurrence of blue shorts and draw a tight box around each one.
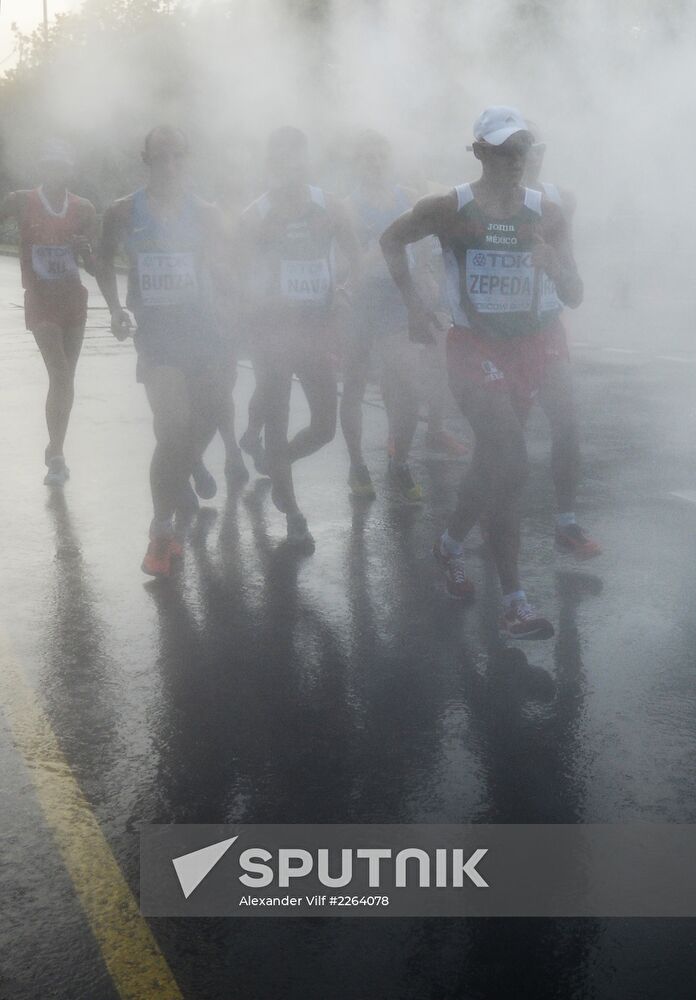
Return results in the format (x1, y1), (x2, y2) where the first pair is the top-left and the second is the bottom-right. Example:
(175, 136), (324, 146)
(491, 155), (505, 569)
(134, 327), (223, 383)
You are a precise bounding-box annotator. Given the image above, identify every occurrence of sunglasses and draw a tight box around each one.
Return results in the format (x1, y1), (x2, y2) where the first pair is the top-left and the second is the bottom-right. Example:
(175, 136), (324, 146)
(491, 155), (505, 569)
(468, 138), (540, 155)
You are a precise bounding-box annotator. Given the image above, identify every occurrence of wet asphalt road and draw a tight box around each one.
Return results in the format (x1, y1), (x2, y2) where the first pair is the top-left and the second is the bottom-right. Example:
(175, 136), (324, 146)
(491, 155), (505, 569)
(1, 253), (696, 999)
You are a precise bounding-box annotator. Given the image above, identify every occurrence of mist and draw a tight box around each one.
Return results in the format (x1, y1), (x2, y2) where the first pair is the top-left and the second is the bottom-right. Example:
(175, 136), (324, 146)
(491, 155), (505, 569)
(1, 0), (695, 347)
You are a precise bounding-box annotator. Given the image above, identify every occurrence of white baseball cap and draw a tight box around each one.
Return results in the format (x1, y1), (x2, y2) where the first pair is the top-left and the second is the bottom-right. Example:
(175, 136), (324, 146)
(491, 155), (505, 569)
(473, 106), (529, 146)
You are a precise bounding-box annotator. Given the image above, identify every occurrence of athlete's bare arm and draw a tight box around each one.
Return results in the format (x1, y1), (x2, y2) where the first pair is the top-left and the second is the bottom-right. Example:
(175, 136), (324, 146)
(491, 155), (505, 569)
(199, 199), (234, 295)
(534, 200), (583, 308)
(380, 192), (455, 342)
(328, 196), (362, 291)
(231, 208), (259, 324)
(73, 199), (99, 276)
(0, 190), (24, 225)
(96, 197), (134, 339)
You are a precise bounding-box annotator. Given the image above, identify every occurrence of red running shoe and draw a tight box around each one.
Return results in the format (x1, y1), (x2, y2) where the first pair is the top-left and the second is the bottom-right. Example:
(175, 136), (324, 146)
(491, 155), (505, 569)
(142, 537), (176, 577)
(433, 540), (475, 601)
(555, 523), (602, 560)
(426, 430), (469, 457)
(499, 600), (554, 640)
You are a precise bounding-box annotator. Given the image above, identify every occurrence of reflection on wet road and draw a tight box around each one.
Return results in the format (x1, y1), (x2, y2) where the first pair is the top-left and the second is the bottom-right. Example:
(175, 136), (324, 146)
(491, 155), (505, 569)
(1, 258), (696, 998)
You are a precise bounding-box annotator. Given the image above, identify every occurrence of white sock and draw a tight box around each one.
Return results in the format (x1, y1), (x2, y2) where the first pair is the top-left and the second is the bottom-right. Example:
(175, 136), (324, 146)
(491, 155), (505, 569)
(441, 530), (464, 557)
(503, 590), (526, 609)
(557, 512), (577, 528)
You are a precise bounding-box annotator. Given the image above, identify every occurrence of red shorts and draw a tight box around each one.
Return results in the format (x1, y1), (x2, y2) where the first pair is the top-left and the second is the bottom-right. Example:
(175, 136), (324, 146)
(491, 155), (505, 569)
(447, 319), (569, 415)
(24, 285), (88, 332)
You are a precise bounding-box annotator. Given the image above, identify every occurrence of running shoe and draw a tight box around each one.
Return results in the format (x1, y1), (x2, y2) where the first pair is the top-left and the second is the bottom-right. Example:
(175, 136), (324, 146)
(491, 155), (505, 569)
(433, 540), (475, 601)
(286, 512), (315, 550)
(44, 456), (70, 487)
(499, 600), (555, 640)
(348, 463), (377, 499)
(142, 536), (177, 577)
(239, 429), (269, 476)
(426, 430), (469, 457)
(389, 459), (423, 503)
(192, 460), (217, 500)
(555, 523), (602, 560)
(225, 452), (250, 487)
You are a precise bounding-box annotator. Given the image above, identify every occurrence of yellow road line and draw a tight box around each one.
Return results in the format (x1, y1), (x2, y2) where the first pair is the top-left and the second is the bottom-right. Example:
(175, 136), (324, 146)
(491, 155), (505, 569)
(0, 637), (183, 1000)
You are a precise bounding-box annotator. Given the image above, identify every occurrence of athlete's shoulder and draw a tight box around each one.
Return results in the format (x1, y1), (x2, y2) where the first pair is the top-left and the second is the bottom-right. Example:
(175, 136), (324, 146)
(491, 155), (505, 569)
(320, 188), (350, 218)
(108, 192), (137, 215)
(240, 191), (271, 222)
(539, 195), (566, 225)
(69, 192), (95, 207)
(537, 194), (570, 243)
(1, 189), (32, 215)
(8, 188), (35, 201)
(413, 189), (459, 220)
(190, 192), (217, 215)
(70, 193), (98, 218)
(101, 193), (136, 235)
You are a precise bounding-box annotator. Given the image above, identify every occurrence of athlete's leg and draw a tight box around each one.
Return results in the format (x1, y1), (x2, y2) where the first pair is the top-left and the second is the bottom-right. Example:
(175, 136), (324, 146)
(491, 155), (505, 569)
(538, 359), (580, 513)
(246, 377), (266, 439)
(339, 334), (371, 469)
(238, 356), (270, 475)
(424, 338), (447, 435)
(448, 384), (528, 593)
(63, 322), (86, 379)
(218, 371), (241, 461)
(144, 366), (195, 525)
(288, 345), (337, 464)
(379, 335), (420, 465)
(538, 357), (600, 558)
(33, 321), (84, 461)
(261, 352), (297, 514)
(423, 333), (469, 455)
(188, 365), (225, 473)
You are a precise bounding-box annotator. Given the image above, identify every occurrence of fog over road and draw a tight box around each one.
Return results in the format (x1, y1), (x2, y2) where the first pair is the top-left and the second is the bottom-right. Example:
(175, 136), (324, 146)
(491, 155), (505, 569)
(1, 253), (696, 998)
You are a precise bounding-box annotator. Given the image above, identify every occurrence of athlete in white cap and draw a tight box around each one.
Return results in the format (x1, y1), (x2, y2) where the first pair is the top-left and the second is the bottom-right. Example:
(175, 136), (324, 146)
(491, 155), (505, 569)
(0, 139), (97, 486)
(381, 106), (583, 639)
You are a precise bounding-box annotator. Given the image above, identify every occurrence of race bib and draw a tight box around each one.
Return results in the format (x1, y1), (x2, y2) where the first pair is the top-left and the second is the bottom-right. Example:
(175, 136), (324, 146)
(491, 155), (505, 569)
(280, 259), (331, 302)
(31, 245), (78, 281)
(466, 249), (535, 314)
(539, 272), (562, 314)
(137, 253), (198, 307)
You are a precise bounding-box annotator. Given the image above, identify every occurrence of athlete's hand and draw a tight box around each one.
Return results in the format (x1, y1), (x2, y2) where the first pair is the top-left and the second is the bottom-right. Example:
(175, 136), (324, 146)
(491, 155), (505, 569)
(531, 233), (561, 282)
(71, 234), (93, 259)
(407, 300), (442, 345)
(110, 307), (133, 341)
